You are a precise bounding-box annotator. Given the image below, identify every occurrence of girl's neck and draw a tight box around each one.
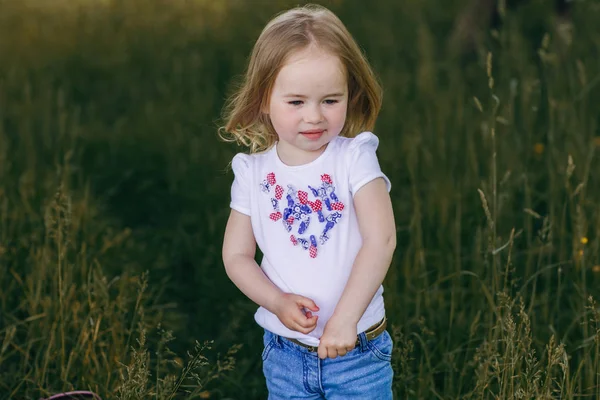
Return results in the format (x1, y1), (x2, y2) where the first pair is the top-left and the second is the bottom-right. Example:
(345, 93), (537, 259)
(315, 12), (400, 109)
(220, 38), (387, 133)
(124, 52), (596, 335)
(275, 141), (329, 167)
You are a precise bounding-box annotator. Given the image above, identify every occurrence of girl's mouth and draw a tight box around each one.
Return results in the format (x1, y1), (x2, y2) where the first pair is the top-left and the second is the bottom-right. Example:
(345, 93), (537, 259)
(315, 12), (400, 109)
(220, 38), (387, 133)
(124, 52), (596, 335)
(300, 129), (325, 140)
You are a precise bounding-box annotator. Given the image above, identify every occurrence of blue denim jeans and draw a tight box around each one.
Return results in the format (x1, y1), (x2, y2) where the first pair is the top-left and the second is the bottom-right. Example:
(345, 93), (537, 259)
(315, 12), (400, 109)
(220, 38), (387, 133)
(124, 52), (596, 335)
(261, 329), (394, 399)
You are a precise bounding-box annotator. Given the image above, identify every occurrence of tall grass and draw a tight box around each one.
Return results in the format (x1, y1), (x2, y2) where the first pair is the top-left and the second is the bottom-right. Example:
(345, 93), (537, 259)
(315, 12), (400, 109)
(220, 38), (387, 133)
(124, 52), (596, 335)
(0, 0), (599, 398)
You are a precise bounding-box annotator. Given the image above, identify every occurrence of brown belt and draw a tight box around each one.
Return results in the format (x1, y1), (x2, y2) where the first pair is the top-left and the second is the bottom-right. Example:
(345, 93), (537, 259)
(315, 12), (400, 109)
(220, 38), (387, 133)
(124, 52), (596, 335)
(287, 317), (387, 353)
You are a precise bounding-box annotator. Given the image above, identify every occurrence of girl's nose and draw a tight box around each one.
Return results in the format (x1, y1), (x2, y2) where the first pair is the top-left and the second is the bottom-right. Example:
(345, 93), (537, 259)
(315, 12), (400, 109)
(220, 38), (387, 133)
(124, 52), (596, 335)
(304, 105), (323, 124)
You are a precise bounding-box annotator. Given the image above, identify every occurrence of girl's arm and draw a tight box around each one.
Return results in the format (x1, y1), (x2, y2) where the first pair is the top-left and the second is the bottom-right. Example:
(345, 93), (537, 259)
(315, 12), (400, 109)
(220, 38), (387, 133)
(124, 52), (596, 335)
(334, 177), (396, 323)
(318, 177), (396, 359)
(222, 210), (319, 334)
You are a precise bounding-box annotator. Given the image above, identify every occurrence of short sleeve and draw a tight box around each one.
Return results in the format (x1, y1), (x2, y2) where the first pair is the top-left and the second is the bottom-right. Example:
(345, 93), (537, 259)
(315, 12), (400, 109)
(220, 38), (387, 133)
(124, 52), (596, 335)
(230, 153), (252, 216)
(347, 132), (391, 196)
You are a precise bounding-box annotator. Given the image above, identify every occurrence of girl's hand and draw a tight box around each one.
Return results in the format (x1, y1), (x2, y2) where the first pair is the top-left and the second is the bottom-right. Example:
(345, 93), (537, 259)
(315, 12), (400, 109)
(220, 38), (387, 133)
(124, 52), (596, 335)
(318, 315), (357, 359)
(273, 293), (319, 334)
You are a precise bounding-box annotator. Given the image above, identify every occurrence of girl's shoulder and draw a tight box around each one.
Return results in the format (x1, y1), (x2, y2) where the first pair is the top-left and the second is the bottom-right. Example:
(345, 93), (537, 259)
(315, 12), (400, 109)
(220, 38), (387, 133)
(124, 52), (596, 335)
(231, 152), (252, 166)
(231, 147), (272, 167)
(231, 153), (252, 175)
(336, 131), (382, 157)
(230, 148), (274, 180)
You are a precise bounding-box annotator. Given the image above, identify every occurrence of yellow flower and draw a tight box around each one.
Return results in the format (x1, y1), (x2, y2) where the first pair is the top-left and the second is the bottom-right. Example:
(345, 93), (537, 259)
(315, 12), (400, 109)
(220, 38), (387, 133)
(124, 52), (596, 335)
(581, 237), (589, 245)
(533, 143), (545, 154)
(593, 265), (600, 273)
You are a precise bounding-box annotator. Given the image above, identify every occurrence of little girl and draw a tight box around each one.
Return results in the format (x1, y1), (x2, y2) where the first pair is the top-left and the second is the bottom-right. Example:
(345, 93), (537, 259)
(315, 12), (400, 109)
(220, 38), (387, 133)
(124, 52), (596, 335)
(221, 4), (396, 398)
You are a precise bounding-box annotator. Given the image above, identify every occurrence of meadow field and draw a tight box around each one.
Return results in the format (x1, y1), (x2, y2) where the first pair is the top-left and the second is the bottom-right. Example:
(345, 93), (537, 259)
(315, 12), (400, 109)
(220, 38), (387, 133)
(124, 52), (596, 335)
(0, 0), (599, 398)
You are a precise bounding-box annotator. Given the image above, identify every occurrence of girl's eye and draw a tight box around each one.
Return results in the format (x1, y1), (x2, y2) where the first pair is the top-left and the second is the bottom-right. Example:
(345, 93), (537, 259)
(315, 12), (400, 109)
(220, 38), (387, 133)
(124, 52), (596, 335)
(288, 100), (303, 106)
(324, 99), (338, 105)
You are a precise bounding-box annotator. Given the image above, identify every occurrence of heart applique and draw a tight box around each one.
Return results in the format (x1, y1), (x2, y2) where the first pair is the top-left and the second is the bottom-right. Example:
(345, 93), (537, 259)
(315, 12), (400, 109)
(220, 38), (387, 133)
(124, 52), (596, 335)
(260, 173), (343, 259)
(275, 185), (283, 200)
(269, 212), (282, 221)
(331, 202), (345, 211)
(298, 191), (309, 205)
(308, 200), (322, 212)
(321, 174), (332, 184)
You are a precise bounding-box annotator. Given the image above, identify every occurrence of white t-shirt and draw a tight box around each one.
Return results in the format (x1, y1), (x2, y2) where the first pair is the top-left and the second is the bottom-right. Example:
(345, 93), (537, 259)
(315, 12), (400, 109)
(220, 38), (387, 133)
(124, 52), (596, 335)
(229, 131), (391, 346)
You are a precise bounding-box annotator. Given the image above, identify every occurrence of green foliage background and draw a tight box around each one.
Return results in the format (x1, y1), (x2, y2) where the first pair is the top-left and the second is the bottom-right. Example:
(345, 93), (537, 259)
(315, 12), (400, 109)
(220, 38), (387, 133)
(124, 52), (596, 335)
(1, 0), (599, 398)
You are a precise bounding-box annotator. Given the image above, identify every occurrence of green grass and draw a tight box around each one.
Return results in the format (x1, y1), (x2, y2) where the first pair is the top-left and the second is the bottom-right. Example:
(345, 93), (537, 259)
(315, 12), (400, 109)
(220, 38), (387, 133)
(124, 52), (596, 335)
(0, 0), (599, 398)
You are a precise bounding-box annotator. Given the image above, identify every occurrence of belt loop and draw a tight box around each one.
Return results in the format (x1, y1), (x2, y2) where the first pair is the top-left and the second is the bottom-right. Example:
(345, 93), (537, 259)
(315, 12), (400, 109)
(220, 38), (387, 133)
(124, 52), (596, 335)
(273, 333), (282, 347)
(358, 331), (368, 352)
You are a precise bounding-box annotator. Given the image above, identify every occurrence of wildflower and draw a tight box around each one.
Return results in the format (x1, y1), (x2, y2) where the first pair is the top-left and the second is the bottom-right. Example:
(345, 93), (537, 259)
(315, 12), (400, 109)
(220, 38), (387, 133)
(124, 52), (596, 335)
(581, 237), (588, 245)
(593, 265), (600, 273)
(533, 143), (545, 154)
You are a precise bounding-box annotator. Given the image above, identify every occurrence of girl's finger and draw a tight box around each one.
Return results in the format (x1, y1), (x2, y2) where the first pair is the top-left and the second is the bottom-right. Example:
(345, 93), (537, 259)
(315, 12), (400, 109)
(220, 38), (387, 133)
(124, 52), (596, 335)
(296, 296), (319, 312)
(318, 344), (328, 359)
(327, 347), (338, 359)
(293, 322), (314, 334)
(297, 313), (318, 328)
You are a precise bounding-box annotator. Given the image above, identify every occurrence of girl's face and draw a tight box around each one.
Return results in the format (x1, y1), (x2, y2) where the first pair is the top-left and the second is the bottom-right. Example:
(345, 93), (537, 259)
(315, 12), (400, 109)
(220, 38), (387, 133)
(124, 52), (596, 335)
(267, 45), (348, 166)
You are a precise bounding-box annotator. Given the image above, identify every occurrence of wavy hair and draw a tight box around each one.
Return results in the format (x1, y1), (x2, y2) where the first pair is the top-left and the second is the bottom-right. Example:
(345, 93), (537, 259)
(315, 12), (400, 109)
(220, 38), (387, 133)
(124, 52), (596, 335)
(220, 4), (382, 154)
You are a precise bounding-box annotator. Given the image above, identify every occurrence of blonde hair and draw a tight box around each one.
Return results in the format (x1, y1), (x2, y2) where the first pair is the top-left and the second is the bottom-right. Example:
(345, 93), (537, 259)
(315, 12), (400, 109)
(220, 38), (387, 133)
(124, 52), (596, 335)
(220, 4), (382, 154)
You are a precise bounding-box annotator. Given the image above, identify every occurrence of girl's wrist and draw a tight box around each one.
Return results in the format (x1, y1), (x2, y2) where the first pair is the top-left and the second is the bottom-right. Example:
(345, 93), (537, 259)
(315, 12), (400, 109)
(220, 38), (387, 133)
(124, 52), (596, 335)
(265, 290), (283, 315)
(330, 309), (361, 326)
